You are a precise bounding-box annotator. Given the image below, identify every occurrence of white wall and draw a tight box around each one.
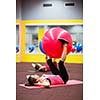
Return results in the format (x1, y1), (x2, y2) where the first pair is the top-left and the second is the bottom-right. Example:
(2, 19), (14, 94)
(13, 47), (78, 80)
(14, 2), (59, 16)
(16, 0), (83, 20)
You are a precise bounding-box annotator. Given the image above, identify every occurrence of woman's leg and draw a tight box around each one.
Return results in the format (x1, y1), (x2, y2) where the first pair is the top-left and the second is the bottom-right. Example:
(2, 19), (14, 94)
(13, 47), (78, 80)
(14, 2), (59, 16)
(47, 59), (60, 75)
(58, 60), (69, 83)
(58, 43), (69, 83)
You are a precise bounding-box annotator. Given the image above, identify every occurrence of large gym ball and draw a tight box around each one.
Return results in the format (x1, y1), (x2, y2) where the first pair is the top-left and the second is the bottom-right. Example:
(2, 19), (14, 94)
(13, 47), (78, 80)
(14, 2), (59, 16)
(39, 40), (45, 54)
(42, 27), (72, 58)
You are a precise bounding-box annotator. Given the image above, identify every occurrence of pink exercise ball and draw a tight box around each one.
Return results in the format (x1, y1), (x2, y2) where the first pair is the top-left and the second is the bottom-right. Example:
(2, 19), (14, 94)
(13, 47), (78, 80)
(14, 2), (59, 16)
(42, 27), (72, 58)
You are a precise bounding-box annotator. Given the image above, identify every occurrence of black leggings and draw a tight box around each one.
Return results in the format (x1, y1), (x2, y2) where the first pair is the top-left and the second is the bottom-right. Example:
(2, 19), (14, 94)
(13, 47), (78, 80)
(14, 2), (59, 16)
(47, 59), (69, 84)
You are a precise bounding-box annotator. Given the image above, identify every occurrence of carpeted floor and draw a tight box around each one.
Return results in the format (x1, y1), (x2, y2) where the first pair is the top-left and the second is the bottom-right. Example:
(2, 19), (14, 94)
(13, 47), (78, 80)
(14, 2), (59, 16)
(16, 62), (83, 100)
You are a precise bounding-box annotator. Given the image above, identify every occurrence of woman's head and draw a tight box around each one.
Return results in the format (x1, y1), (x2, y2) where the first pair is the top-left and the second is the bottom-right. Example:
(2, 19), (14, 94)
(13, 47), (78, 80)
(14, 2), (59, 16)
(26, 75), (40, 86)
(35, 64), (41, 70)
(35, 64), (46, 72)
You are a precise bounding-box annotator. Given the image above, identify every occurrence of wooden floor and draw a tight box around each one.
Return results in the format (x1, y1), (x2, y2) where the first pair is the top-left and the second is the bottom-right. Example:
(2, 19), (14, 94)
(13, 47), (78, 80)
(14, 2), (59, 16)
(16, 62), (83, 100)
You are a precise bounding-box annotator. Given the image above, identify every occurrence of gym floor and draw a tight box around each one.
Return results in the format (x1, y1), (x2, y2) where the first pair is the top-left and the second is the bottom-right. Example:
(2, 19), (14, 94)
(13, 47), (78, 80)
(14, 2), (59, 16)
(16, 62), (83, 100)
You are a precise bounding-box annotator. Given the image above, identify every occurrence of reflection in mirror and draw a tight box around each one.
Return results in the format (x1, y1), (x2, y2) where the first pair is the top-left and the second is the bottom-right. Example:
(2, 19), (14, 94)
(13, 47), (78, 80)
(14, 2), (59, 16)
(25, 25), (83, 55)
(25, 26), (39, 54)
(48, 25), (83, 54)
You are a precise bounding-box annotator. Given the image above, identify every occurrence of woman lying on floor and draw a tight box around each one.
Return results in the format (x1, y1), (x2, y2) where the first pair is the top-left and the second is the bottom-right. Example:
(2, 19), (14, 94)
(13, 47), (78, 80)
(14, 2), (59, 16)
(25, 43), (69, 88)
(32, 58), (57, 72)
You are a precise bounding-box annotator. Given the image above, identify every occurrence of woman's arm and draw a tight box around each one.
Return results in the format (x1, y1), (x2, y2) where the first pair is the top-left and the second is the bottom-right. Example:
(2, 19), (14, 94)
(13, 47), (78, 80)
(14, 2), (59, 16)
(38, 65), (47, 71)
(34, 79), (50, 87)
(61, 44), (67, 62)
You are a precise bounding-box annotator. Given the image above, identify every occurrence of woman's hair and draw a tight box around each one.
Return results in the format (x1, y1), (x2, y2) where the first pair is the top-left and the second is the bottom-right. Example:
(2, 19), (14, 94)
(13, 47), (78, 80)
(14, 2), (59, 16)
(58, 39), (69, 45)
(27, 76), (38, 86)
(39, 68), (45, 72)
(35, 64), (40, 70)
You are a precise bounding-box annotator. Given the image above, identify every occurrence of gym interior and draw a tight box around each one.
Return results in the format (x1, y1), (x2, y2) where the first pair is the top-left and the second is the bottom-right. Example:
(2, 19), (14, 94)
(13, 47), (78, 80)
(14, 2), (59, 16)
(16, 0), (83, 100)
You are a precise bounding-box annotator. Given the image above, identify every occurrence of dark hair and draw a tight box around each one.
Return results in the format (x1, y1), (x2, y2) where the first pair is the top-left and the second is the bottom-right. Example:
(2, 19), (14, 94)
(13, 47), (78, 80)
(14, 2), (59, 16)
(27, 76), (38, 86)
(39, 68), (46, 72)
(35, 64), (40, 70)
(58, 39), (69, 45)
